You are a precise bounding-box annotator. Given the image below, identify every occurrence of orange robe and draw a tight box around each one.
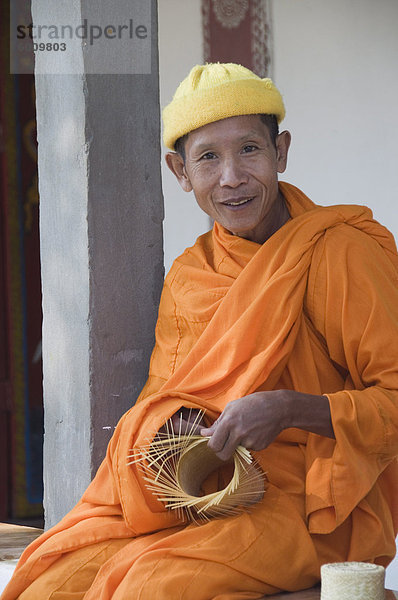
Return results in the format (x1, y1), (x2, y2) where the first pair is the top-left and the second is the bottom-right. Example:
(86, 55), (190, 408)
(3, 182), (398, 599)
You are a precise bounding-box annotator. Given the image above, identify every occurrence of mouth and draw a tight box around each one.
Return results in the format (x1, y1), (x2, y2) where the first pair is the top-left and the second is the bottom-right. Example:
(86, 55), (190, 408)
(221, 197), (254, 207)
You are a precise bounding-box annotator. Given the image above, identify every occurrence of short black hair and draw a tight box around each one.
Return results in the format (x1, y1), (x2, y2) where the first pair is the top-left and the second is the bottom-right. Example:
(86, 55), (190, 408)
(174, 113), (279, 162)
(174, 133), (189, 162)
(259, 114), (279, 147)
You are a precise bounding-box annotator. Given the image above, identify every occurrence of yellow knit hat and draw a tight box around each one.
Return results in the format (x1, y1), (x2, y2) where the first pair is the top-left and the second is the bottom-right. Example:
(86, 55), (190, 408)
(162, 63), (285, 150)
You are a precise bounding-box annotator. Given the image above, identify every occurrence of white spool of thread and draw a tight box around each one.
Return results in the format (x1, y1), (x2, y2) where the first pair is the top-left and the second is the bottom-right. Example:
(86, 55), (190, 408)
(321, 562), (385, 600)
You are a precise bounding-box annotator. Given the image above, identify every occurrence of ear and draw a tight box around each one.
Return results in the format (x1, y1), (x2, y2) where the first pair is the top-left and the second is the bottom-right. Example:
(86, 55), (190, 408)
(276, 130), (291, 173)
(165, 152), (193, 192)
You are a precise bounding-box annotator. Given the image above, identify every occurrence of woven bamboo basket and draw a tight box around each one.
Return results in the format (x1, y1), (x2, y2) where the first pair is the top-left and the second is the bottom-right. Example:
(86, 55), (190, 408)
(321, 562), (386, 600)
(127, 410), (265, 522)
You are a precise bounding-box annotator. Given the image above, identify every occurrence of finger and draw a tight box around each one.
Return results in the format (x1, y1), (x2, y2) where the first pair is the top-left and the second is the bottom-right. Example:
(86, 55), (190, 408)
(200, 413), (221, 437)
(213, 433), (239, 462)
(206, 417), (241, 461)
(200, 424), (216, 437)
(206, 421), (232, 454)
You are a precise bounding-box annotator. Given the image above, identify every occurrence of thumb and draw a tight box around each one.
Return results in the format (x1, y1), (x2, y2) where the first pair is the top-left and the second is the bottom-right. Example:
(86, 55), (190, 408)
(200, 423), (216, 437)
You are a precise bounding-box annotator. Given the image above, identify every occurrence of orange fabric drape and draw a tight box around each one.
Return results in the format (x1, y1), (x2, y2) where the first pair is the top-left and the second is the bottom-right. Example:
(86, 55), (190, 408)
(3, 182), (398, 599)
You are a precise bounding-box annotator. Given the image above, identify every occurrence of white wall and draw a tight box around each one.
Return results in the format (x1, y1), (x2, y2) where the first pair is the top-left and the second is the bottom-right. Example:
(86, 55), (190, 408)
(270, 2), (398, 586)
(158, 0), (210, 275)
(271, 0), (398, 240)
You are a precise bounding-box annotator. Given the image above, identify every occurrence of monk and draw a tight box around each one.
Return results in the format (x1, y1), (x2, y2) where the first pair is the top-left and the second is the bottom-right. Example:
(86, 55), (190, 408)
(2, 62), (398, 600)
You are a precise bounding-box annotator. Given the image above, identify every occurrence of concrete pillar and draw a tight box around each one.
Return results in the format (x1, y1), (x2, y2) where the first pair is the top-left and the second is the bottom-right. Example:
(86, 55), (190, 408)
(32, 0), (164, 528)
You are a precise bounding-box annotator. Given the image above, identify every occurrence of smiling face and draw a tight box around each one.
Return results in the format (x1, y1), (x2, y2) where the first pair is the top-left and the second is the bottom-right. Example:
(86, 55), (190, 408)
(166, 115), (291, 244)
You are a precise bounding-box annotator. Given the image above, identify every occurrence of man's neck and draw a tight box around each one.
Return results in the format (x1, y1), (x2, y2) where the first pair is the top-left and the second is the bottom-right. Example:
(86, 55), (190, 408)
(235, 192), (291, 245)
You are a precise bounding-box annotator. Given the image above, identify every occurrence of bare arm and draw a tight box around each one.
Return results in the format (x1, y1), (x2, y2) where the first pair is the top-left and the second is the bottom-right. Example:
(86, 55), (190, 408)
(200, 390), (334, 461)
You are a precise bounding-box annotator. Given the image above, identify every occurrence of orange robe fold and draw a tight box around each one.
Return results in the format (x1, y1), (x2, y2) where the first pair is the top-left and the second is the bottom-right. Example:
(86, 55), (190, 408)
(3, 182), (398, 599)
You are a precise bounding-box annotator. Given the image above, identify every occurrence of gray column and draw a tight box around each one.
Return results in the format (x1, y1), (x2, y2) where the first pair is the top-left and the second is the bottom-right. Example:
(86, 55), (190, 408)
(33, 0), (164, 528)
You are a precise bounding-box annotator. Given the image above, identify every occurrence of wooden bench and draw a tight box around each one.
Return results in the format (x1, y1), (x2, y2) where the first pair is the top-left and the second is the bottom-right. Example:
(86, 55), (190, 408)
(0, 523), (44, 594)
(0, 523), (43, 561)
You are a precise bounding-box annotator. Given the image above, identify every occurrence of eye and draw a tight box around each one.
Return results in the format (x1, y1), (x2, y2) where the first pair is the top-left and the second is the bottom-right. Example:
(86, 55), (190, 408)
(200, 151), (217, 160)
(242, 144), (258, 153)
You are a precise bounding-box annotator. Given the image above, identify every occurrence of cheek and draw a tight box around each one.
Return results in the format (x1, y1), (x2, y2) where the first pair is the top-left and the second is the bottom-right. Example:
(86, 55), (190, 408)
(195, 194), (216, 215)
(255, 171), (279, 195)
(190, 170), (217, 200)
(193, 189), (219, 220)
(191, 160), (219, 179)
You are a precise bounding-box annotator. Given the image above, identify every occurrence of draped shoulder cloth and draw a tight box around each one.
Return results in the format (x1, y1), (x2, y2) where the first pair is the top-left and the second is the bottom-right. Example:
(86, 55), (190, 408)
(3, 183), (398, 599)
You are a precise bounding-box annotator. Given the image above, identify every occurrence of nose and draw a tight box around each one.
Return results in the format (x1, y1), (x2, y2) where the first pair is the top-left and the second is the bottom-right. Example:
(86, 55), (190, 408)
(219, 157), (248, 188)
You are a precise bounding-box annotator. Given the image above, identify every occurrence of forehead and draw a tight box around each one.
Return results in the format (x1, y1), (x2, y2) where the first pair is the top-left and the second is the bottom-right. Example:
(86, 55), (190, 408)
(184, 114), (270, 152)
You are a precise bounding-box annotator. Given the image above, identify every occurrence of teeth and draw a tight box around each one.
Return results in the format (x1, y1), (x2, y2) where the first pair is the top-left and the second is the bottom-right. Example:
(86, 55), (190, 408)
(226, 198), (252, 206)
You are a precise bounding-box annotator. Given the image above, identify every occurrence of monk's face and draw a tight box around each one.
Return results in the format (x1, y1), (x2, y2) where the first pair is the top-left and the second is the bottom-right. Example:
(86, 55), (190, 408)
(166, 115), (291, 244)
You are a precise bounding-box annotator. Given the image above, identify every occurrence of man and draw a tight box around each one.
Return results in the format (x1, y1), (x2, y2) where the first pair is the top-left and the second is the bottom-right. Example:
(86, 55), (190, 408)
(3, 62), (398, 599)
